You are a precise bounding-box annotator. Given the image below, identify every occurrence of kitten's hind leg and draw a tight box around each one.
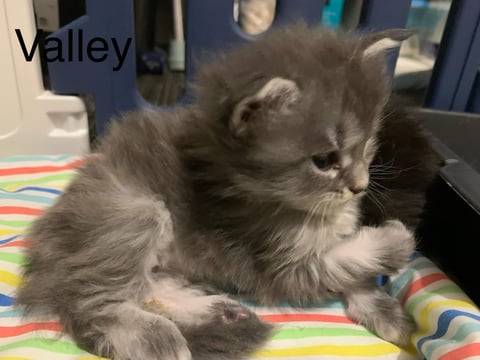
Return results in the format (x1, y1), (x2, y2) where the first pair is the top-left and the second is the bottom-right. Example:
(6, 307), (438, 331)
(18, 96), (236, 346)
(344, 286), (415, 348)
(74, 301), (191, 360)
(147, 277), (274, 360)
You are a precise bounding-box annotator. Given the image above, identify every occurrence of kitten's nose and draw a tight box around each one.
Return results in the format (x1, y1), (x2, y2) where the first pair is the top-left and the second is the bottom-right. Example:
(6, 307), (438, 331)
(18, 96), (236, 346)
(349, 186), (366, 195)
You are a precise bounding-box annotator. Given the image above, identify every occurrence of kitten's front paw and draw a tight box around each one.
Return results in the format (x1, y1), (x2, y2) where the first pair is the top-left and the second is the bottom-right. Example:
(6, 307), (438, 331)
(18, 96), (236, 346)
(377, 219), (415, 273)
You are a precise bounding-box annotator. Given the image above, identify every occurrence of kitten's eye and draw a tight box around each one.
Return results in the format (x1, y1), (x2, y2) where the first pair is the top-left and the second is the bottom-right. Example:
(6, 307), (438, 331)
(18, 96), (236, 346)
(312, 153), (338, 170)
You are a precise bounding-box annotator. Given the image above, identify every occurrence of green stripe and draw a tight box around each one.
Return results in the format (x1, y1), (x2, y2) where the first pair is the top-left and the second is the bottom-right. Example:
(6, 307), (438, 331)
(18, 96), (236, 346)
(0, 252), (27, 265)
(272, 327), (375, 340)
(0, 338), (86, 355)
(0, 173), (76, 188)
(0, 219), (31, 228)
(391, 260), (432, 296)
(407, 284), (462, 313)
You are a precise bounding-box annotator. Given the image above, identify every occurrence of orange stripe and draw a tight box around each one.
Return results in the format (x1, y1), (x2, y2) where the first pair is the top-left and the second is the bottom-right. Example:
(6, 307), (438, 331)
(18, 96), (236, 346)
(0, 322), (62, 337)
(1, 241), (29, 248)
(438, 342), (480, 360)
(0, 207), (43, 216)
(403, 273), (448, 303)
(0, 159), (84, 176)
(260, 313), (355, 324)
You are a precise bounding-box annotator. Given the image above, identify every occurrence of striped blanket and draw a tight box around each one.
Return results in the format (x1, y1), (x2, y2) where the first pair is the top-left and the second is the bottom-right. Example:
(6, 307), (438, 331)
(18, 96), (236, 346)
(1, 155), (480, 360)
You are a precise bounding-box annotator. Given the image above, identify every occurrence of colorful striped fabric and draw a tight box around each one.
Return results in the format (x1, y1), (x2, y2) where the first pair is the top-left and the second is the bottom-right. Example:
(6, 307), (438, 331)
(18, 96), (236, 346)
(1, 155), (479, 360)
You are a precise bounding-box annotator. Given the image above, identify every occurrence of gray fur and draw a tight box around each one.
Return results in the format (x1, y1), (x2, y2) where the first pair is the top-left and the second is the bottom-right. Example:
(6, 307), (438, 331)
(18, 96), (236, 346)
(16, 25), (425, 359)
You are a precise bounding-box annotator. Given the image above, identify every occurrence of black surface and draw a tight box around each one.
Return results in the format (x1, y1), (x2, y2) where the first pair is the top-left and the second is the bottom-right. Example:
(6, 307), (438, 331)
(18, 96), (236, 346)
(414, 108), (480, 305)
(416, 109), (480, 173)
(415, 108), (480, 216)
(418, 175), (480, 305)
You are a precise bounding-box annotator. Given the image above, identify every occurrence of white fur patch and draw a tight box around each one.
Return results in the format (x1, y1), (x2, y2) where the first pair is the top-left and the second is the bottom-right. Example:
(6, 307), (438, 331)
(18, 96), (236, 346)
(315, 167), (339, 179)
(287, 200), (360, 261)
(341, 154), (353, 168)
(230, 77), (300, 136)
(363, 38), (401, 57)
(148, 278), (229, 326)
(256, 77), (300, 102)
(363, 137), (378, 159)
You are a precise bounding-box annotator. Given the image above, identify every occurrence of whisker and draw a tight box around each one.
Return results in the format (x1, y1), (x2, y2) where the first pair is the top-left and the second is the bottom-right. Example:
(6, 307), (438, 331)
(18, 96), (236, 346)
(366, 192), (386, 221)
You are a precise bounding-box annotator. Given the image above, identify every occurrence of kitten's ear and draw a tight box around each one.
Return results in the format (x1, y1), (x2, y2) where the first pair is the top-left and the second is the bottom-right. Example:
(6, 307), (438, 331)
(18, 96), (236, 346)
(230, 77), (300, 137)
(359, 29), (413, 58)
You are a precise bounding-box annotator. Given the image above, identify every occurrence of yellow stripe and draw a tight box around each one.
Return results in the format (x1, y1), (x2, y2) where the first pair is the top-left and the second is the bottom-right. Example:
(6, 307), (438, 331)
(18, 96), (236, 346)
(0, 269), (22, 287)
(252, 343), (401, 357)
(0, 356), (103, 360)
(0, 229), (21, 237)
(418, 299), (478, 328)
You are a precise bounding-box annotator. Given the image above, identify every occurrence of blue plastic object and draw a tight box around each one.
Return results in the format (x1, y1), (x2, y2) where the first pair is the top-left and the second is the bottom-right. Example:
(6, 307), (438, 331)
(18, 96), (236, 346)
(357, 0), (412, 78)
(47, 0), (414, 136)
(138, 49), (167, 75)
(376, 275), (389, 287)
(47, 0), (152, 136)
(184, 0), (324, 85)
(322, 0), (345, 30)
(425, 0), (480, 114)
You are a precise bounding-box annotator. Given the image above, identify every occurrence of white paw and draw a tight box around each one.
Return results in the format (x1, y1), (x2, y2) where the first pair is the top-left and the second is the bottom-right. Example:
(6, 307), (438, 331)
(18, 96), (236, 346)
(382, 219), (416, 262)
(362, 219), (415, 275)
(173, 345), (192, 360)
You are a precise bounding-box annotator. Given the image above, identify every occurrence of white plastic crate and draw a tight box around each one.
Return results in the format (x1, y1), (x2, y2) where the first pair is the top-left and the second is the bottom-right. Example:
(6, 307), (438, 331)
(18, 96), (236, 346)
(0, 0), (89, 156)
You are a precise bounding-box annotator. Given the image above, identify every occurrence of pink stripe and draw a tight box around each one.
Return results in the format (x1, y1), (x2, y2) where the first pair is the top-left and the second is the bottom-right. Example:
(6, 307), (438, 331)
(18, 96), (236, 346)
(403, 273), (448, 303)
(0, 159), (84, 176)
(439, 343), (480, 360)
(260, 313), (355, 324)
(0, 207), (43, 215)
(0, 322), (62, 337)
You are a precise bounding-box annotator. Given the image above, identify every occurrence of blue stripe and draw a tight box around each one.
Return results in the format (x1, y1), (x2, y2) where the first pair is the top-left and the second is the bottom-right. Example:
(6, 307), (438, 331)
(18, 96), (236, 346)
(0, 155), (74, 163)
(409, 251), (423, 261)
(0, 193), (55, 204)
(424, 321), (480, 358)
(6, 186), (63, 195)
(0, 293), (14, 306)
(0, 236), (19, 245)
(417, 310), (480, 350)
(390, 260), (433, 297)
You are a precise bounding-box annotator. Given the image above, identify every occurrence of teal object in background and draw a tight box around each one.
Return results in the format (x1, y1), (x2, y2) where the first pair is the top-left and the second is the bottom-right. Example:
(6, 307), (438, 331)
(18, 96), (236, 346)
(322, 0), (345, 29)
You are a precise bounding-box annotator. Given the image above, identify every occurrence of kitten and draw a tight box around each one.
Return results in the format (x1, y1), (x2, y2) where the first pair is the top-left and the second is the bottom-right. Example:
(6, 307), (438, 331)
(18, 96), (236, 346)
(16, 25), (436, 360)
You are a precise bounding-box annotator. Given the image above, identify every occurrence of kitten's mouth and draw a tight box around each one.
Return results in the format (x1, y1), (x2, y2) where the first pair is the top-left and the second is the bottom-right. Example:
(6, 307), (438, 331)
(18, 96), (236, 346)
(334, 189), (363, 201)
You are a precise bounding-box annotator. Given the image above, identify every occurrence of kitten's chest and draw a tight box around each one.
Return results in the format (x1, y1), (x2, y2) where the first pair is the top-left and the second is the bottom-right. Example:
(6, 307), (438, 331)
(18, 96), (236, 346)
(279, 204), (360, 260)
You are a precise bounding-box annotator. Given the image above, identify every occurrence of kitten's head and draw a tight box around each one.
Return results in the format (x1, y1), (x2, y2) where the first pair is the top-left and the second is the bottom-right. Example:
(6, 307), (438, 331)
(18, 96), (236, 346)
(193, 25), (411, 212)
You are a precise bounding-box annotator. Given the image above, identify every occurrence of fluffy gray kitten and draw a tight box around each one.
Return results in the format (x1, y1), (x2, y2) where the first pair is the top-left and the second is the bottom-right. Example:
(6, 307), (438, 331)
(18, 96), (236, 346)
(17, 26), (422, 360)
